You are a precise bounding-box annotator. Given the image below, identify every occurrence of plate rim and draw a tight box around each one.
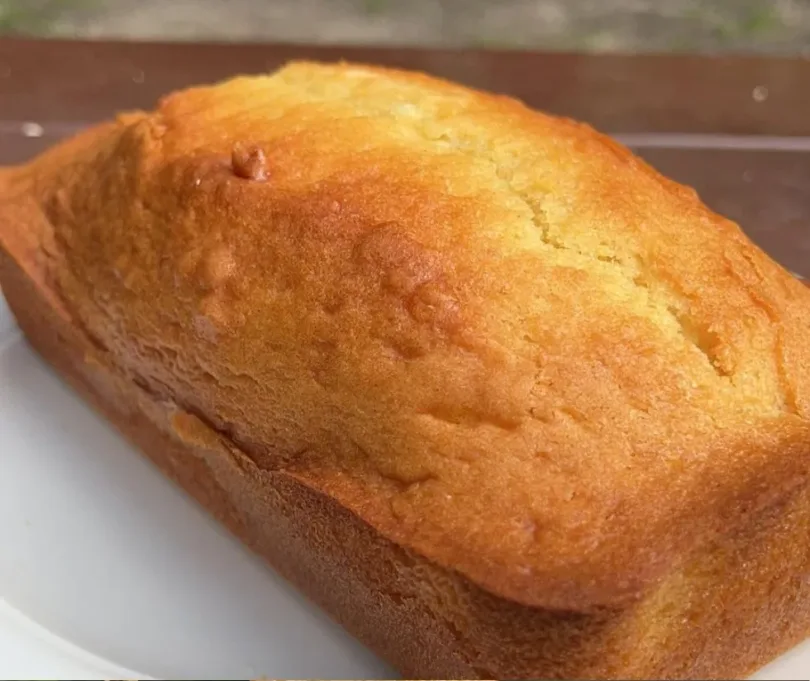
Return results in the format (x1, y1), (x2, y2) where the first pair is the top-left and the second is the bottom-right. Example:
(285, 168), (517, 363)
(0, 597), (151, 679)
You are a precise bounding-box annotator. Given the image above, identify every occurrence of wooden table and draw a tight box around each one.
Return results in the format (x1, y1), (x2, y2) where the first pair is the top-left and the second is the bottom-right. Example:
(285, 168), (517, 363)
(1, 38), (808, 277)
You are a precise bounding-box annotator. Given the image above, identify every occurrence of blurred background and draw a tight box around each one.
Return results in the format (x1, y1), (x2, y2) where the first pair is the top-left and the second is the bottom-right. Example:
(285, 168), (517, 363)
(1, 0), (810, 53)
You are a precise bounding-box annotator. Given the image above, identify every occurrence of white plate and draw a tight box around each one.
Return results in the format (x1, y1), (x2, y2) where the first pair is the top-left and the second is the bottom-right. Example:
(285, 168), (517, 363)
(0, 291), (808, 680)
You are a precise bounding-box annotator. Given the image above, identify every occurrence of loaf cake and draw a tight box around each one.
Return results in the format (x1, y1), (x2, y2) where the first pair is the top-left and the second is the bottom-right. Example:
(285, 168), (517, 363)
(1, 61), (810, 679)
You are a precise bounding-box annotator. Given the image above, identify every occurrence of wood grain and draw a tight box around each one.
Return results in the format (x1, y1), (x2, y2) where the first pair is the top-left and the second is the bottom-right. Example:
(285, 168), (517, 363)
(0, 38), (808, 276)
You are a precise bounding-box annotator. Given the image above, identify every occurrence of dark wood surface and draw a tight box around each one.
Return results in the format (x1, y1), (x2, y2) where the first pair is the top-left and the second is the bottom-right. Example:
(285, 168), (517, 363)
(1, 38), (808, 276)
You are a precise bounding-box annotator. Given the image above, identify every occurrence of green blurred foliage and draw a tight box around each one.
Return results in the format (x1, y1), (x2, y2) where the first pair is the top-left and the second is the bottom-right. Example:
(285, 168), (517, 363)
(0, 0), (95, 34)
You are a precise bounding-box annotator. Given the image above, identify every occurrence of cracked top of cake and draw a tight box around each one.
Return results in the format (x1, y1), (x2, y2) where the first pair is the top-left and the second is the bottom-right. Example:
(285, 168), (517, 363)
(4, 61), (810, 611)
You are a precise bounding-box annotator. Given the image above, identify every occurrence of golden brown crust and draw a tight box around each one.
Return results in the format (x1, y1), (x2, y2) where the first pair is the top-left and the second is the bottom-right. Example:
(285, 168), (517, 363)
(2, 224), (810, 679)
(2, 61), (810, 676)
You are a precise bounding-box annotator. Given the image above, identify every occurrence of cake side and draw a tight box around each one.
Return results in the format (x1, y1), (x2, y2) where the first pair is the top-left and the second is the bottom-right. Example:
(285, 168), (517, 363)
(1, 61), (809, 613)
(1, 226), (810, 680)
